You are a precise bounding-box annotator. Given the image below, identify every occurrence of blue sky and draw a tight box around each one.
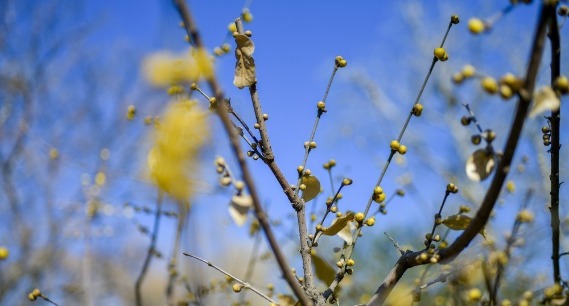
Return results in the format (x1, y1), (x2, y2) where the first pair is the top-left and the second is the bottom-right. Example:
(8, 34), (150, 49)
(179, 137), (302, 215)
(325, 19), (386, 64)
(2, 0), (567, 304)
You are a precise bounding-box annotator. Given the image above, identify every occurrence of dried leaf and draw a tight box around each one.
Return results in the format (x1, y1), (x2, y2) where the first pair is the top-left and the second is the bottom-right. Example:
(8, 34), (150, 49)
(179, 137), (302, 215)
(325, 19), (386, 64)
(300, 175), (321, 202)
(336, 220), (354, 245)
(465, 149), (495, 181)
(529, 86), (560, 118)
(233, 34), (256, 89)
(321, 212), (354, 236)
(228, 194), (252, 226)
(312, 253), (336, 285)
(442, 214), (486, 238)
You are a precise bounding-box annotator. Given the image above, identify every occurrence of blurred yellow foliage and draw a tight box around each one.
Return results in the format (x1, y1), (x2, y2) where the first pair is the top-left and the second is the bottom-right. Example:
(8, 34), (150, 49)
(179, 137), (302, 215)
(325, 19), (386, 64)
(148, 100), (209, 200)
(142, 48), (214, 87)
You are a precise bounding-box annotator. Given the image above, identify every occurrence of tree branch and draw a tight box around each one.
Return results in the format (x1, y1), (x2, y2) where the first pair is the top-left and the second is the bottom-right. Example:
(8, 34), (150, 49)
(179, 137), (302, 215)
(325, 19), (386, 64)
(365, 4), (555, 305)
(172, 1), (312, 305)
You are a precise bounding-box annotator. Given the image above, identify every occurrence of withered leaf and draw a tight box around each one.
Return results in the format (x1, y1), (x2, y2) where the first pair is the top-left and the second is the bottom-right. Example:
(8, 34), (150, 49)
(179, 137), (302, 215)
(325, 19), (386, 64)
(465, 148), (495, 182)
(233, 34), (256, 89)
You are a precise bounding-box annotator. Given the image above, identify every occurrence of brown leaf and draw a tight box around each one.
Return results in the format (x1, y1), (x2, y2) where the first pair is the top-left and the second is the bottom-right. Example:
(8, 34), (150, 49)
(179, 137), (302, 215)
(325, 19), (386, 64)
(321, 212), (354, 236)
(465, 148), (495, 181)
(233, 34), (256, 89)
(442, 214), (486, 238)
(529, 86), (560, 118)
(300, 175), (321, 202)
(228, 194), (252, 226)
(312, 253), (336, 285)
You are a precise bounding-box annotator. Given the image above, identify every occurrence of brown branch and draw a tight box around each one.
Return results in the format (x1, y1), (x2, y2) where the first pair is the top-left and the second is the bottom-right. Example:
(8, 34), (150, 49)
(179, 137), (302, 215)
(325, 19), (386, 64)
(547, 9), (561, 286)
(366, 5), (555, 305)
(172, 1), (312, 305)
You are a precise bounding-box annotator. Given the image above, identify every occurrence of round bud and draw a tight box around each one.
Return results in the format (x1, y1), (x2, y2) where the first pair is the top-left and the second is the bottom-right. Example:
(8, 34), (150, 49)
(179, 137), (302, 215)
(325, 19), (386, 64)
(451, 14), (460, 24)
(544, 139), (551, 146)
(396, 189), (405, 196)
(232, 283), (243, 293)
(328, 159), (336, 167)
(297, 165), (304, 173)
(336, 261), (343, 268)
(346, 258), (355, 266)
(213, 47), (223, 56)
(228, 23), (237, 33)
(365, 217), (375, 226)
(355, 212), (365, 223)
(28, 293), (36, 301)
(397, 145), (407, 155)
(441, 53), (449, 61)
(190, 83), (198, 90)
(309, 141), (317, 149)
(460, 116), (472, 126)
(542, 126), (551, 134)
(330, 206), (337, 213)
(484, 129), (496, 142)
(389, 140), (400, 151)
(317, 101), (325, 109)
(32, 288), (41, 297)
(434, 47), (446, 60)
(336, 212), (343, 217)
(374, 186), (384, 195)
(304, 141), (309, 148)
(554, 75), (569, 94)
(433, 234), (441, 242)
(342, 178), (353, 186)
(242, 9), (253, 22)
(558, 5), (569, 16)
(221, 43), (231, 53)
(412, 103), (424, 116)
(481, 77), (499, 94)
(461, 65), (476, 78)
(452, 72), (464, 84)
(244, 30), (252, 37)
(468, 288), (482, 301)
(373, 192), (386, 203)
(0, 246), (9, 260)
(262, 113), (269, 120)
(299, 184), (306, 190)
(335, 56), (344, 65)
(471, 134), (482, 145)
(336, 193), (343, 199)
(468, 18), (485, 34)
(304, 169), (312, 176)
(499, 85), (514, 99)
(338, 59), (348, 68)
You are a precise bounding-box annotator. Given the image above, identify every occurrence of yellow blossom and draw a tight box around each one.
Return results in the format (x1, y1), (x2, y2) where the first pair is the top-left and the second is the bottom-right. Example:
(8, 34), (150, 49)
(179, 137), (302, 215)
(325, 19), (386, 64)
(148, 100), (209, 200)
(142, 48), (214, 88)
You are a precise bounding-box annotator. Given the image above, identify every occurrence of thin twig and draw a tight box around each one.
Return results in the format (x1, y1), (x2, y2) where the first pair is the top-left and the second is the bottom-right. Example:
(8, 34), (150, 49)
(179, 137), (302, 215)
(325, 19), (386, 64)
(173, 2), (312, 305)
(183, 253), (278, 305)
(490, 189), (533, 304)
(135, 191), (164, 306)
(547, 10), (562, 286)
(384, 232), (405, 255)
(325, 18), (457, 300)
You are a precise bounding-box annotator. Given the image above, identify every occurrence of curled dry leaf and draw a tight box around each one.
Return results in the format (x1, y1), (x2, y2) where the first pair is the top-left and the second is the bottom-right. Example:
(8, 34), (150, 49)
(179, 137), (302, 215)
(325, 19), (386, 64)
(300, 175), (321, 202)
(466, 148), (495, 181)
(228, 194), (252, 226)
(321, 212), (355, 236)
(233, 34), (256, 89)
(311, 253), (336, 285)
(529, 86), (560, 118)
(442, 214), (486, 238)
